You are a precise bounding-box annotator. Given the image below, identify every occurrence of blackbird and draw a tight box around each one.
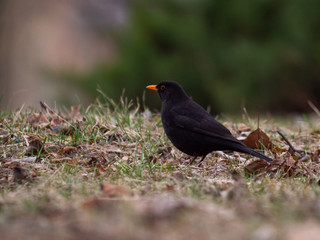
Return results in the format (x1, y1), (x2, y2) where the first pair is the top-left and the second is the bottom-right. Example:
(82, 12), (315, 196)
(146, 81), (273, 165)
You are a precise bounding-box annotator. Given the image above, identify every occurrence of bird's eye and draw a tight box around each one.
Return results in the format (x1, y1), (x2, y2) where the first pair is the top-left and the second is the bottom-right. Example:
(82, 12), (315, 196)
(160, 85), (166, 91)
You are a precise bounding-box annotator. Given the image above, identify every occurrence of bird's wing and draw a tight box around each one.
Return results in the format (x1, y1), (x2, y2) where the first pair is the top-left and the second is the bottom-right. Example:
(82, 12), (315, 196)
(171, 103), (242, 145)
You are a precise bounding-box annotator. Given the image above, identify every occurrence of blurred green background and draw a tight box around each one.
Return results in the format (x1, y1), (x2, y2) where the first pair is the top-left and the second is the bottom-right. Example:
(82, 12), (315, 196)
(1, 0), (320, 113)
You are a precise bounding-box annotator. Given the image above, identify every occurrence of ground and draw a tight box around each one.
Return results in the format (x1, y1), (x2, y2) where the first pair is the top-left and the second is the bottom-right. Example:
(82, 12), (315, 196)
(1, 98), (320, 240)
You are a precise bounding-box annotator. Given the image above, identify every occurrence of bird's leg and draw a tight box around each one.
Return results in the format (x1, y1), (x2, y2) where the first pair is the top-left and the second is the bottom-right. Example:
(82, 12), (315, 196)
(189, 156), (197, 165)
(197, 154), (208, 167)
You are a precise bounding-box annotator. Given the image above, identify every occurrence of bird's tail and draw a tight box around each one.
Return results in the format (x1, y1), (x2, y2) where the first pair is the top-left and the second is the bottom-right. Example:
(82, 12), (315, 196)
(224, 140), (273, 162)
(244, 147), (273, 162)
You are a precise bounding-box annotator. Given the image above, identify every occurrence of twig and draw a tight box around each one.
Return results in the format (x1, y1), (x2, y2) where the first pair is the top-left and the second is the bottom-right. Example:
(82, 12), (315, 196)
(277, 130), (305, 155)
(23, 135), (29, 147)
(277, 130), (295, 151)
(39, 101), (74, 127)
(242, 107), (251, 122)
(40, 101), (54, 114)
(13, 103), (25, 123)
(308, 100), (320, 118)
(11, 157), (37, 163)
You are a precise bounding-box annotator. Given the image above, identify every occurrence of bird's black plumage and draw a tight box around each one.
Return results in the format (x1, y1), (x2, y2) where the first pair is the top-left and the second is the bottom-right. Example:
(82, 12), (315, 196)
(146, 81), (273, 164)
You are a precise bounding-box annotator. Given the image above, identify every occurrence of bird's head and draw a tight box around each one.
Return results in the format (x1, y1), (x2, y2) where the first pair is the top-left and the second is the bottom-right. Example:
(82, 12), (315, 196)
(146, 81), (189, 103)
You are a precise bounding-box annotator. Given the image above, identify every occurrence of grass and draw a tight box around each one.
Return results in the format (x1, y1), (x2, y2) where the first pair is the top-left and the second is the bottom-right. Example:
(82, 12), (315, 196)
(0, 96), (320, 240)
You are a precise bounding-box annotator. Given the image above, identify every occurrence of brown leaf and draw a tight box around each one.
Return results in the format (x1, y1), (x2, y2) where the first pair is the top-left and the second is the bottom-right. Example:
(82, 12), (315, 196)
(82, 197), (108, 210)
(67, 158), (79, 167)
(237, 123), (251, 133)
(231, 170), (242, 182)
(26, 112), (49, 127)
(311, 149), (320, 162)
(96, 163), (109, 176)
(0, 131), (10, 138)
(0, 131), (11, 143)
(51, 157), (72, 163)
(281, 156), (300, 177)
(257, 155), (307, 178)
(25, 135), (46, 156)
(26, 113), (40, 125)
(60, 126), (76, 135)
(12, 163), (30, 183)
(141, 184), (152, 195)
(58, 146), (77, 155)
(243, 128), (273, 150)
(87, 157), (99, 166)
(50, 117), (72, 134)
(50, 117), (64, 128)
(163, 184), (175, 192)
(244, 159), (269, 175)
(100, 182), (132, 197)
(272, 146), (287, 154)
(105, 146), (122, 153)
(51, 157), (78, 167)
(70, 105), (84, 122)
(172, 171), (185, 180)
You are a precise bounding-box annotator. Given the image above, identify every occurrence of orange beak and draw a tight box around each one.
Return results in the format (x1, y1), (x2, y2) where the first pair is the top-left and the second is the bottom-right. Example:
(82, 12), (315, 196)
(146, 85), (158, 91)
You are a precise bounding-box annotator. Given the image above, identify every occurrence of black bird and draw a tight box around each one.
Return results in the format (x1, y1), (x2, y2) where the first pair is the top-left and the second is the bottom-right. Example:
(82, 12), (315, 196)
(146, 81), (273, 165)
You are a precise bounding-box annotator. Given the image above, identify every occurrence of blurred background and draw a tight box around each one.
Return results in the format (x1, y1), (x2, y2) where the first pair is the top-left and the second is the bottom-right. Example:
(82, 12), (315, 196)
(1, 0), (320, 114)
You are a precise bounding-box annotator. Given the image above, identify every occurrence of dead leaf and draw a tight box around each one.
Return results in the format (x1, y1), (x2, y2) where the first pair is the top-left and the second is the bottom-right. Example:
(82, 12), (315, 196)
(2, 161), (14, 168)
(12, 163), (30, 183)
(298, 155), (310, 162)
(105, 146), (122, 153)
(243, 128), (273, 150)
(51, 157), (72, 163)
(96, 163), (109, 176)
(0, 131), (9, 137)
(99, 125), (110, 133)
(50, 117), (63, 128)
(141, 184), (152, 195)
(87, 157), (99, 166)
(58, 146), (77, 155)
(281, 156), (300, 177)
(0, 131), (11, 144)
(244, 159), (269, 175)
(231, 170), (242, 182)
(82, 197), (108, 210)
(311, 149), (320, 162)
(100, 182), (132, 197)
(248, 153), (312, 179)
(26, 112), (49, 127)
(122, 156), (129, 162)
(60, 126), (76, 136)
(51, 157), (78, 167)
(172, 171), (185, 180)
(237, 123), (251, 133)
(50, 118), (73, 135)
(25, 135), (46, 156)
(70, 105), (84, 122)
(163, 184), (175, 192)
(135, 195), (188, 221)
(67, 158), (79, 167)
(272, 146), (287, 154)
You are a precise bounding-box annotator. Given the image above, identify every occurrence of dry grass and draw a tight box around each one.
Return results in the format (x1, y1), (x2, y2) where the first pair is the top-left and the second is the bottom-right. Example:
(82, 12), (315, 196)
(1, 98), (320, 240)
